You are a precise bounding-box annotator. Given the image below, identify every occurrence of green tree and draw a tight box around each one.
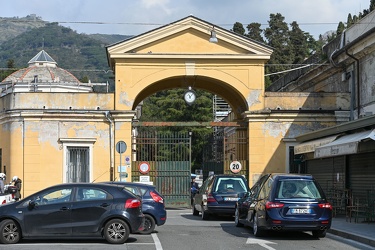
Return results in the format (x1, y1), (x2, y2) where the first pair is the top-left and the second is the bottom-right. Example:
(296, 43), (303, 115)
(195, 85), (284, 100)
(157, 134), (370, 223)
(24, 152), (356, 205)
(289, 21), (310, 64)
(0, 59), (17, 81)
(232, 22), (245, 36)
(264, 13), (293, 84)
(347, 13), (354, 28)
(246, 22), (265, 43)
(139, 89), (214, 169)
(371, 0), (375, 11)
(337, 21), (345, 35)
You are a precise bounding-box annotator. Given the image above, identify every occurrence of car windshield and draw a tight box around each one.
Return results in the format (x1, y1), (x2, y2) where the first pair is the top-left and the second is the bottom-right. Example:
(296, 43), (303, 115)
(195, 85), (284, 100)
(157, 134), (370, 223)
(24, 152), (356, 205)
(214, 177), (247, 193)
(276, 179), (322, 199)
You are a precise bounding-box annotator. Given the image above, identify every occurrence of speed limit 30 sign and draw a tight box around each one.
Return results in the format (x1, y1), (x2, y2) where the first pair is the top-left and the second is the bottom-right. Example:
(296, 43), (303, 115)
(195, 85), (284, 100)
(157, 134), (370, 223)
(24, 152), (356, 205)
(230, 161), (242, 173)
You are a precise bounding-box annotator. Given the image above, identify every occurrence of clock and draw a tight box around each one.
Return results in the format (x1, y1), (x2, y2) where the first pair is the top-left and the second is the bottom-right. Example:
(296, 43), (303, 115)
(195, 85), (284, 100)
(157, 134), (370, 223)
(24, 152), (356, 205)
(184, 89), (196, 105)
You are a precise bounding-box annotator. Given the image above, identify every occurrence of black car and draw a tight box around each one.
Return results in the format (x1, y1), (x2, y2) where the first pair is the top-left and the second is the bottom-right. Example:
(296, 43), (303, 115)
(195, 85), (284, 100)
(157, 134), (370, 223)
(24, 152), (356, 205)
(0, 183), (145, 244)
(235, 173), (332, 238)
(104, 182), (167, 234)
(192, 174), (249, 220)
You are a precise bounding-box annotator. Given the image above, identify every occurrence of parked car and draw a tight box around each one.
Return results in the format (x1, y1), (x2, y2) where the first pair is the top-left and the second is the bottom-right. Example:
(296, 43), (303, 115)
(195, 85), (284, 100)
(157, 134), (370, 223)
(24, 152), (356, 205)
(104, 182), (166, 234)
(192, 174), (250, 220)
(0, 183), (145, 244)
(234, 173), (332, 238)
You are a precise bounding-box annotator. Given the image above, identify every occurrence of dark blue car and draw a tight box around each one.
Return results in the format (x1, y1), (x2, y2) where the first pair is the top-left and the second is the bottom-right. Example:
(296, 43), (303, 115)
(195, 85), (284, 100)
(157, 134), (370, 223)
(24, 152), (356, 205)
(235, 173), (332, 238)
(104, 182), (166, 234)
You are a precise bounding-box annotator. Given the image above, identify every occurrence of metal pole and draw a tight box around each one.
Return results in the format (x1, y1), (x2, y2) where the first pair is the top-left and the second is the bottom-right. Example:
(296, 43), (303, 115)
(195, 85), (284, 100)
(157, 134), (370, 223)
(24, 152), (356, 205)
(189, 132), (192, 172)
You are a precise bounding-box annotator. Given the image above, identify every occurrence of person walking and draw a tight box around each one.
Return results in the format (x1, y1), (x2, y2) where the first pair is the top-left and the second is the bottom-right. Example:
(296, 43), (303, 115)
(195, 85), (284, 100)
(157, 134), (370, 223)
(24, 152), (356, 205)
(12, 176), (22, 201)
(0, 173), (5, 194)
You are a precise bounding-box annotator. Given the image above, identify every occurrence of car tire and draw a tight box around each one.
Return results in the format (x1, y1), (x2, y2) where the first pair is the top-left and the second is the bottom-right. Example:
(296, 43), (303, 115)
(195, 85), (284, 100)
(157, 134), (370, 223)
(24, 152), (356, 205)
(312, 230), (326, 238)
(201, 205), (210, 220)
(103, 219), (130, 244)
(234, 207), (244, 227)
(0, 219), (21, 244)
(252, 213), (264, 237)
(140, 214), (156, 234)
(192, 204), (199, 216)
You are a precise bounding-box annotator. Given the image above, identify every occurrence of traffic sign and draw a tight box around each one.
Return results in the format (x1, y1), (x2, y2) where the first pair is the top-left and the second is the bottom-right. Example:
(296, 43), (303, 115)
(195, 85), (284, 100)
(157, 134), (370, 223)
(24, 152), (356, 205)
(139, 161), (150, 174)
(230, 161), (242, 173)
(116, 141), (127, 153)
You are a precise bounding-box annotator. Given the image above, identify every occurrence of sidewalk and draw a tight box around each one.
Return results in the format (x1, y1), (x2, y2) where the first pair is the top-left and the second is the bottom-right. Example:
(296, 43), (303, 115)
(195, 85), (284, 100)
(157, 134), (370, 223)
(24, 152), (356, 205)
(329, 216), (375, 247)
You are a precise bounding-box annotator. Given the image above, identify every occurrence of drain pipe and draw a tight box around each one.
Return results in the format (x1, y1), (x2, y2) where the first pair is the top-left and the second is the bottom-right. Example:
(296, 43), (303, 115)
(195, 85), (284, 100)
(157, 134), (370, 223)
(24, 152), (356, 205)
(345, 50), (360, 119)
(105, 111), (115, 181)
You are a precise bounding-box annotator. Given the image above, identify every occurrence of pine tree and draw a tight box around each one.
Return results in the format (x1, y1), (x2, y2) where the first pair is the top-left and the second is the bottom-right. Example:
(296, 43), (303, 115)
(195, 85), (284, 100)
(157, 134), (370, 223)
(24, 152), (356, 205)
(264, 13), (293, 83)
(246, 22), (265, 43)
(232, 22), (245, 36)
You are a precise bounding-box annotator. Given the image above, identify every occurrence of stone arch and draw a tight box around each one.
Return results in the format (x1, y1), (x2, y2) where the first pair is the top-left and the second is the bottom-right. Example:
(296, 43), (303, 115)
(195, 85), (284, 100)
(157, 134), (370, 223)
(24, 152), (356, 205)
(132, 70), (249, 119)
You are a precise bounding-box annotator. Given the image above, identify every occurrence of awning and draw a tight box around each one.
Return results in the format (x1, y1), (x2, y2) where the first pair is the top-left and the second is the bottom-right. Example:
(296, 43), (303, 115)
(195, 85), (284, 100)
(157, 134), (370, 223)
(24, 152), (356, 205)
(294, 135), (339, 155)
(314, 129), (375, 158)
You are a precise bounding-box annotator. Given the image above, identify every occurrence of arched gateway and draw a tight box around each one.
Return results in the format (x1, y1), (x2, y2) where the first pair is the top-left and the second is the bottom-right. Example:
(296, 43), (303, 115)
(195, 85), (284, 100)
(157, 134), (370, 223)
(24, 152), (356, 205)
(106, 16), (271, 202)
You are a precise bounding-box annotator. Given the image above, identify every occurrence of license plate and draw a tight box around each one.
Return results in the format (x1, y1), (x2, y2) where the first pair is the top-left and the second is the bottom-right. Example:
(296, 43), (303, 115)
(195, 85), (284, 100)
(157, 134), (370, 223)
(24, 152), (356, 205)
(224, 197), (239, 201)
(291, 208), (311, 214)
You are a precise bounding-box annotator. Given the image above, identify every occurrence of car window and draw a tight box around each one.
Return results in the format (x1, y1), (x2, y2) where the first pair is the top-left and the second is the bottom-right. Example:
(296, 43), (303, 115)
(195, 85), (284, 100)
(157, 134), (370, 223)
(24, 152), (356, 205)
(276, 179), (322, 199)
(33, 188), (72, 206)
(76, 188), (111, 201)
(258, 177), (273, 199)
(214, 177), (247, 193)
(124, 186), (141, 196)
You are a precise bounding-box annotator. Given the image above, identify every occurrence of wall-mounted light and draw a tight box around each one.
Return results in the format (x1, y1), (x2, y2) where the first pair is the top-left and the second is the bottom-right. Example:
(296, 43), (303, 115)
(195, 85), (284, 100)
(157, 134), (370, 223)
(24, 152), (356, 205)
(209, 26), (218, 43)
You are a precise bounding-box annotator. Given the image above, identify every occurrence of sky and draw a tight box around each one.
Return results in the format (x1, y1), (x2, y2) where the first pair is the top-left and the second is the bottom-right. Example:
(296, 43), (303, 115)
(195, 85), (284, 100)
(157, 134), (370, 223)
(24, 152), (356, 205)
(1, 0), (372, 39)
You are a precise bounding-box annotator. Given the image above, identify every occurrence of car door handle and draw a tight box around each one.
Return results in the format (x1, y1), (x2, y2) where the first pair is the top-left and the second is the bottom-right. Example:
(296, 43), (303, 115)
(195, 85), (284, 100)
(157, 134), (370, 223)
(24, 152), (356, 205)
(60, 207), (70, 211)
(101, 203), (110, 207)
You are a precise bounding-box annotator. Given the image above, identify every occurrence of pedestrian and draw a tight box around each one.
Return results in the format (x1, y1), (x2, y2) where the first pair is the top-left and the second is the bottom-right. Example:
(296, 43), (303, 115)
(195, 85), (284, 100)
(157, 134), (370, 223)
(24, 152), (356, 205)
(12, 176), (22, 201)
(0, 173), (5, 194)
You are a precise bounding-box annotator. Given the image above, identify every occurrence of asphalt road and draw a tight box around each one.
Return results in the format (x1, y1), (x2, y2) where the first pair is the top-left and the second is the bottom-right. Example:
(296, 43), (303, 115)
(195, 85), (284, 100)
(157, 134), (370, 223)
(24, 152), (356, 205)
(1, 208), (373, 250)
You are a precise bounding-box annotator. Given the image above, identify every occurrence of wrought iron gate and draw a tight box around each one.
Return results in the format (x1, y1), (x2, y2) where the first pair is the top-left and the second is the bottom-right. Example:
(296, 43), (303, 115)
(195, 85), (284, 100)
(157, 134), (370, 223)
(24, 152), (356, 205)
(131, 131), (191, 208)
(202, 128), (248, 179)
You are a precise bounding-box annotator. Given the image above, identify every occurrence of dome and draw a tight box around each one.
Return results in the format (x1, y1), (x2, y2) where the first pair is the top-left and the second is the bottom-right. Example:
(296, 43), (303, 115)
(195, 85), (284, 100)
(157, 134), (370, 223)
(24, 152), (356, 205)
(3, 50), (80, 83)
(1, 50), (93, 95)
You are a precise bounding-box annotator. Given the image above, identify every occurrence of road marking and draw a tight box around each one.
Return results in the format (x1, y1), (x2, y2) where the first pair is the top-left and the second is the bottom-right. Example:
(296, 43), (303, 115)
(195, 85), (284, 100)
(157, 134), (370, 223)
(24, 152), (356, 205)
(246, 238), (277, 250)
(152, 233), (163, 250)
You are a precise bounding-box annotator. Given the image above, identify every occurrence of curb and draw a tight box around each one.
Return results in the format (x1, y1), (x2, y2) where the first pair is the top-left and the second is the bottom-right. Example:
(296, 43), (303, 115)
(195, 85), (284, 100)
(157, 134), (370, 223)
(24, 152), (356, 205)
(328, 228), (375, 248)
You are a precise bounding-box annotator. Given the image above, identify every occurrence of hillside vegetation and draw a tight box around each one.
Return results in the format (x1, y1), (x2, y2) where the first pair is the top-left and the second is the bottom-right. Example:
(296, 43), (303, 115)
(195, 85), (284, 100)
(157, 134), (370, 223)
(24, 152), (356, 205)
(0, 16), (130, 88)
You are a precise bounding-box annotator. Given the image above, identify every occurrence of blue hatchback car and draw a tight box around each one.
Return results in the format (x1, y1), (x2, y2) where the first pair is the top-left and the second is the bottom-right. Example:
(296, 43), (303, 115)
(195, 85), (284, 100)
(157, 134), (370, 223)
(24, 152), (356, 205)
(104, 182), (166, 234)
(235, 173), (332, 238)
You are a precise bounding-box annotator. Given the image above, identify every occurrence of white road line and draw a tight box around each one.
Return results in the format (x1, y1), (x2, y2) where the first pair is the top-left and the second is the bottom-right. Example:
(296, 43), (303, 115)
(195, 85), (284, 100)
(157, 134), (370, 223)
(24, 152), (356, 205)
(152, 233), (163, 250)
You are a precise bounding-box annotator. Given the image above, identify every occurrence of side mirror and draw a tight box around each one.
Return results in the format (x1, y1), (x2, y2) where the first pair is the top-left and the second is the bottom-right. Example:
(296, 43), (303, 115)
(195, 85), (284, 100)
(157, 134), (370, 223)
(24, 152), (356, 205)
(28, 200), (36, 209)
(238, 192), (248, 199)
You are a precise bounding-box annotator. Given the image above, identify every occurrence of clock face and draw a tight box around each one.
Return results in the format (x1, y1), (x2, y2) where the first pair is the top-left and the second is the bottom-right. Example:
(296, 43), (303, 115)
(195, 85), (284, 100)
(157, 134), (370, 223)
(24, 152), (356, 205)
(184, 90), (196, 105)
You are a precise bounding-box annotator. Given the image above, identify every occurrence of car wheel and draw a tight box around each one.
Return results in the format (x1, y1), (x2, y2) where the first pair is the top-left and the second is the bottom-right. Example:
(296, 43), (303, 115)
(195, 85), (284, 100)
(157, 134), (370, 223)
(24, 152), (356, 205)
(312, 230), (326, 238)
(103, 219), (130, 244)
(201, 205), (210, 220)
(192, 204), (199, 216)
(0, 219), (21, 244)
(234, 207), (244, 227)
(252, 213), (264, 237)
(140, 214), (156, 234)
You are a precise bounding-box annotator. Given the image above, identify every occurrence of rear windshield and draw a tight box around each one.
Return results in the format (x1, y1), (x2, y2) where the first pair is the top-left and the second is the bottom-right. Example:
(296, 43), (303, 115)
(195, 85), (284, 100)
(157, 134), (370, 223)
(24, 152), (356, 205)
(214, 177), (248, 193)
(276, 179), (322, 199)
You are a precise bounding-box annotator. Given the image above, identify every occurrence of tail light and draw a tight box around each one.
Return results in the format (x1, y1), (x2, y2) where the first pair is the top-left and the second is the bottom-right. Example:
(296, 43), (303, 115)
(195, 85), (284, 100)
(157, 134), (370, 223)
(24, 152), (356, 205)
(206, 193), (217, 203)
(11, 194), (14, 199)
(1, 200), (5, 205)
(125, 198), (141, 209)
(318, 203), (332, 210)
(150, 191), (164, 204)
(266, 201), (284, 210)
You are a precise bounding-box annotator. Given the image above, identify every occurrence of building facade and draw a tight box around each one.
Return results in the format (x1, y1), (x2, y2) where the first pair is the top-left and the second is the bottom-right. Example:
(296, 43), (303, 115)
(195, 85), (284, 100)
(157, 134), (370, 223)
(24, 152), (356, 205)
(0, 15), (355, 200)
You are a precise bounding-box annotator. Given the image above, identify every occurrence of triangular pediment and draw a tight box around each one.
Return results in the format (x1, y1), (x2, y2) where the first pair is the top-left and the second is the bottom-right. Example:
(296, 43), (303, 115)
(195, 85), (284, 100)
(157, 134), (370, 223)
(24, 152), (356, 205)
(106, 16), (272, 66)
